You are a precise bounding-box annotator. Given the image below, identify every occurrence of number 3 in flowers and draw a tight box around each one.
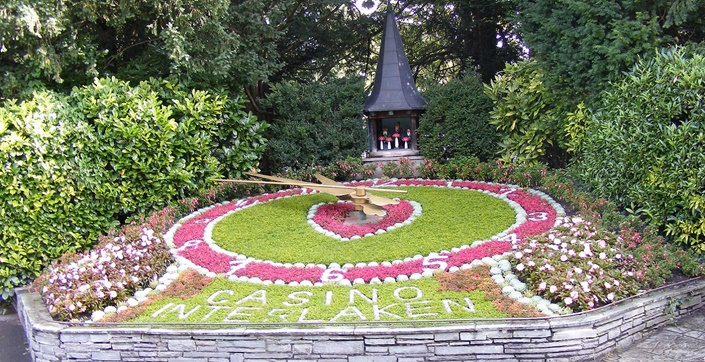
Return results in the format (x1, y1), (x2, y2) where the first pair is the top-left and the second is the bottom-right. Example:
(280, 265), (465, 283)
(422, 255), (448, 273)
(528, 212), (548, 221)
(320, 269), (345, 283)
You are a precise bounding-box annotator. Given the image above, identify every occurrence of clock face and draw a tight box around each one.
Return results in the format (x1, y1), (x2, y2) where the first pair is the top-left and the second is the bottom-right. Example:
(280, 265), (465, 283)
(165, 179), (564, 286)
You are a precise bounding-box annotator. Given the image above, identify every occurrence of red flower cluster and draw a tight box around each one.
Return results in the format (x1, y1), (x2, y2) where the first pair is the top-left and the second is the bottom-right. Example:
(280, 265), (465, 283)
(312, 201), (414, 238)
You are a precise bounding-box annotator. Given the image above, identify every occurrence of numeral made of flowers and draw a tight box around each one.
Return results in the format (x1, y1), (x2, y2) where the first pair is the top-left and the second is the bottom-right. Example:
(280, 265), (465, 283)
(528, 212), (549, 221)
(499, 188), (516, 197)
(176, 239), (203, 251)
(225, 259), (252, 276)
(497, 233), (519, 243)
(320, 268), (345, 283)
(422, 255), (449, 273)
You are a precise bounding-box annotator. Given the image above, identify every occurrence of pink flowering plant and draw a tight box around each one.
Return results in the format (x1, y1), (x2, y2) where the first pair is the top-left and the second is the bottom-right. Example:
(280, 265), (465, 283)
(312, 201), (414, 238)
(513, 215), (705, 311)
(33, 228), (173, 320)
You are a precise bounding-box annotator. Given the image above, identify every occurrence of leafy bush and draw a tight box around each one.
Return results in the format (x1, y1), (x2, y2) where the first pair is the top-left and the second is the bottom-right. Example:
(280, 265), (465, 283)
(420, 157), (548, 188)
(574, 45), (705, 250)
(380, 158), (416, 179)
(418, 72), (499, 161)
(514, 211), (704, 312)
(34, 227), (173, 320)
(0, 92), (116, 301)
(485, 60), (570, 166)
(0, 77), (267, 301)
(145, 79), (267, 179)
(260, 76), (367, 173)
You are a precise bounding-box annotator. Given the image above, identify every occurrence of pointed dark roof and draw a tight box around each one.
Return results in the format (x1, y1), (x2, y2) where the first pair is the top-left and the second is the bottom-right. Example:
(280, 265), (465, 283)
(364, 10), (426, 113)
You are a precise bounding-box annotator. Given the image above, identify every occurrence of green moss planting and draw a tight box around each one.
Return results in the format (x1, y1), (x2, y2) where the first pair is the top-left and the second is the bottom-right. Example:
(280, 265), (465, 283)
(211, 187), (516, 264)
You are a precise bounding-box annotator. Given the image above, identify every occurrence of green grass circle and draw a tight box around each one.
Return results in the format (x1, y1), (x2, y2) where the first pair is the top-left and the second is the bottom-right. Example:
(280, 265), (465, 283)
(211, 187), (516, 264)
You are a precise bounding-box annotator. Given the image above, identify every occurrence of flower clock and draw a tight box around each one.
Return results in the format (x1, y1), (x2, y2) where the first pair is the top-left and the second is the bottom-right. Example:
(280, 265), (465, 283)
(165, 179), (564, 287)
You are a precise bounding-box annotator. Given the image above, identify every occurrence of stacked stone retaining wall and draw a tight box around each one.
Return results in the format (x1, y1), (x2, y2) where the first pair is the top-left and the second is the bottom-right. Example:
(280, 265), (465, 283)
(16, 277), (705, 362)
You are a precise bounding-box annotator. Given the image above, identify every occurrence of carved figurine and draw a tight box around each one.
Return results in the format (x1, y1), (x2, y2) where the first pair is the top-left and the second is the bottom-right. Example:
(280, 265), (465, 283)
(402, 128), (411, 149)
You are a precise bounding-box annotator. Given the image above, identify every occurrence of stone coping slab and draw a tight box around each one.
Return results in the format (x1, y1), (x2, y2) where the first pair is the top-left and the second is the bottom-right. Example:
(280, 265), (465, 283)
(16, 277), (705, 361)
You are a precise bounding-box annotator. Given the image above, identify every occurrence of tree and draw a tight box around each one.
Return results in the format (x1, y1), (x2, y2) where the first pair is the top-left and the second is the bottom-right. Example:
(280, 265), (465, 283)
(513, 0), (705, 100)
(259, 76), (367, 173)
(0, 0), (374, 100)
(393, 0), (522, 83)
(418, 72), (499, 161)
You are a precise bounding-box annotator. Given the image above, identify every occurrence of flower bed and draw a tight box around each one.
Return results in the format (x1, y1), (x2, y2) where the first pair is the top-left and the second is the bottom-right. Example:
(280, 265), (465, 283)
(308, 200), (420, 239)
(165, 179), (563, 286)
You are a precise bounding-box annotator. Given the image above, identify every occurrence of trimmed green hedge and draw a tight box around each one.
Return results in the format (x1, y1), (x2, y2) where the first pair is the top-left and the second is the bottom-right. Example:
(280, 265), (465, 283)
(418, 72), (499, 162)
(574, 45), (705, 251)
(259, 76), (367, 173)
(0, 77), (267, 301)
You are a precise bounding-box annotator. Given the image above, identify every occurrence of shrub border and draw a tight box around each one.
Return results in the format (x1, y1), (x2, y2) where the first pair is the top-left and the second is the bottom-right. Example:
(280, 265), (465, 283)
(15, 276), (705, 362)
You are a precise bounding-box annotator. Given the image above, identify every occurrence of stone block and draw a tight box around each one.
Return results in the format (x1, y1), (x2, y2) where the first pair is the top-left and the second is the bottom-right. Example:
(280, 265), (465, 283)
(216, 339), (266, 351)
(89, 334), (111, 343)
(312, 340), (364, 355)
(349, 356), (398, 362)
(60, 333), (91, 343)
(435, 344), (503, 355)
(594, 318), (623, 334)
(434, 332), (460, 341)
(388, 344), (429, 355)
(266, 341), (292, 353)
(396, 333), (435, 340)
(182, 351), (231, 358)
(551, 327), (597, 340)
(293, 343), (313, 354)
(34, 331), (61, 346)
(512, 329), (552, 338)
(66, 351), (91, 359)
(168, 339), (196, 352)
(91, 351), (122, 360)
(365, 338), (396, 345)
(365, 346), (389, 353)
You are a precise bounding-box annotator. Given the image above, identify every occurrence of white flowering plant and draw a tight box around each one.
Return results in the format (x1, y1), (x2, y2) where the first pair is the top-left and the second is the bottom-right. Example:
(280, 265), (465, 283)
(33, 227), (173, 320)
(512, 216), (702, 311)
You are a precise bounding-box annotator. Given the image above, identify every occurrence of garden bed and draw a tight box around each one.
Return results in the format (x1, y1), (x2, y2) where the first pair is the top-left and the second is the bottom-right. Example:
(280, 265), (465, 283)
(15, 276), (705, 361)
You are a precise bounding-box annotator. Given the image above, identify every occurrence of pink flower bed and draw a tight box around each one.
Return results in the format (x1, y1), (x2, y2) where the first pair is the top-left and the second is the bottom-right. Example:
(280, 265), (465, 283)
(312, 201), (415, 238)
(166, 179), (563, 285)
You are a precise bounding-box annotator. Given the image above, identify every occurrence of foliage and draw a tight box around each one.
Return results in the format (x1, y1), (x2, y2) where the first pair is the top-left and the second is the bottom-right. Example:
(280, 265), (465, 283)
(512, 0), (698, 99)
(389, 0), (523, 82)
(574, 45), (705, 250)
(564, 102), (591, 154)
(418, 73), (498, 161)
(277, 157), (376, 184)
(514, 215), (705, 312)
(144, 78), (268, 179)
(32, 228), (173, 320)
(260, 76), (367, 173)
(485, 60), (570, 166)
(68, 77), (222, 220)
(420, 157), (548, 188)
(0, 92), (116, 302)
(436, 265), (542, 318)
(0, 78), (267, 302)
(212, 187), (515, 264)
(380, 158), (416, 179)
(0, 0), (375, 100)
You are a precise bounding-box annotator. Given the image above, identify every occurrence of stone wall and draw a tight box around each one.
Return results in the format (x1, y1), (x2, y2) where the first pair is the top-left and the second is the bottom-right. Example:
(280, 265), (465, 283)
(16, 277), (705, 362)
